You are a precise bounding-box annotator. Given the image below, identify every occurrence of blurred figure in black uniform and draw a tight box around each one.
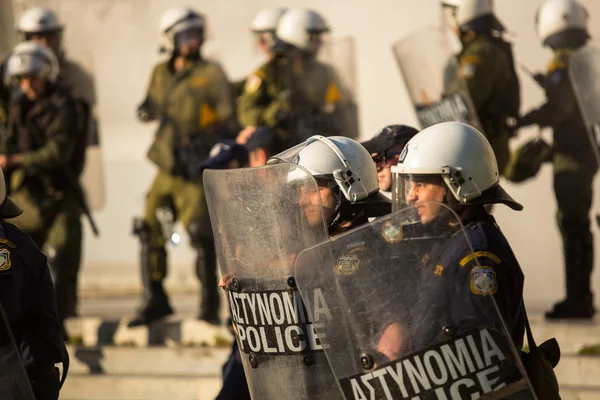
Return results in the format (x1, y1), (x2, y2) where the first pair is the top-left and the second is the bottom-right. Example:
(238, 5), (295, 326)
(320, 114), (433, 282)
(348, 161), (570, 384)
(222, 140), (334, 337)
(0, 165), (68, 400)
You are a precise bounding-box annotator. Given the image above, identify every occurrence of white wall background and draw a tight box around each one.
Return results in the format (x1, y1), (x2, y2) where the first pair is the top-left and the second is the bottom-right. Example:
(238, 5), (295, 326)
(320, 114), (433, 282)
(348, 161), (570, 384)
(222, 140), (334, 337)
(3, 0), (600, 310)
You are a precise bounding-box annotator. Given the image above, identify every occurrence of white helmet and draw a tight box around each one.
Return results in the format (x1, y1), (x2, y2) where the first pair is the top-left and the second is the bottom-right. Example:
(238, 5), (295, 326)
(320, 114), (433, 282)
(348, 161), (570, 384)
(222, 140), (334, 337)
(275, 9), (330, 53)
(5, 41), (60, 84)
(536, 0), (589, 44)
(391, 122), (522, 210)
(251, 8), (287, 33)
(442, 0), (504, 31)
(269, 136), (380, 203)
(17, 7), (63, 34)
(158, 7), (205, 53)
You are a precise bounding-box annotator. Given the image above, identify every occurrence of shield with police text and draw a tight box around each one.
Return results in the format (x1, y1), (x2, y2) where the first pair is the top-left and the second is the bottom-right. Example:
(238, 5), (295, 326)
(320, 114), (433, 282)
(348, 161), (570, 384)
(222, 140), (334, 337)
(294, 202), (536, 399)
(393, 26), (482, 131)
(569, 41), (600, 168)
(204, 162), (342, 399)
(0, 304), (36, 399)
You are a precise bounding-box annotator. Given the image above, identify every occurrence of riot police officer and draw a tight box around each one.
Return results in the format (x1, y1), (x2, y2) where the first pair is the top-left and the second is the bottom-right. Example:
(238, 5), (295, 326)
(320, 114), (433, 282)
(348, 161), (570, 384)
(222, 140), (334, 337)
(389, 122), (526, 351)
(442, 0), (520, 175)
(208, 136), (390, 399)
(11, 6), (99, 336)
(0, 40), (86, 340)
(517, 0), (596, 319)
(237, 8), (348, 147)
(130, 7), (234, 327)
(232, 8), (287, 99)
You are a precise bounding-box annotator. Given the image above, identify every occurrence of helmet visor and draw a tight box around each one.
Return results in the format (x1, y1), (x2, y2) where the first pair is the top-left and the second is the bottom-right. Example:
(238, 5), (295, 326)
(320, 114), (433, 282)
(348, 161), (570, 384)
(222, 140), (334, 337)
(392, 173), (447, 223)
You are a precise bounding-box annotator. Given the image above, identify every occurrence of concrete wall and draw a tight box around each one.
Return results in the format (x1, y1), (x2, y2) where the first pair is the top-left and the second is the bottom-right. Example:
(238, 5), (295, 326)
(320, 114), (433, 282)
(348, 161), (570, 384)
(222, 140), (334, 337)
(4, 0), (600, 309)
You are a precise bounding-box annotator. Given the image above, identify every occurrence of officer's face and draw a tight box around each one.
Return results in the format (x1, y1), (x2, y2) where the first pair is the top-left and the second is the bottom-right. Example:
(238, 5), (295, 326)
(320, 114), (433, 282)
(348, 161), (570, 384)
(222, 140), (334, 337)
(373, 145), (403, 192)
(404, 177), (447, 224)
(254, 32), (274, 56)
(18, 75), (46, 101)
(298, 184), (337, 227)
(176, 29), (202, 56)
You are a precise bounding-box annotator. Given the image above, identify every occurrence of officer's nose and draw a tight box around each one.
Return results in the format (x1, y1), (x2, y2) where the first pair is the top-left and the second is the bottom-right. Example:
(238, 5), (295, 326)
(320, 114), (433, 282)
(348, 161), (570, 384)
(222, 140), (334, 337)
(405, 183), (418, 204)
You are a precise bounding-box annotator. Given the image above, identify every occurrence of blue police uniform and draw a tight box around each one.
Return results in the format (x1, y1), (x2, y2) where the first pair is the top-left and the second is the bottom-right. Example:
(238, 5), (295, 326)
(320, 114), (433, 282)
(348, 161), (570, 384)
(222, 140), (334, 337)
(414, 210), (525, 350)
(0, 221), (67, 400)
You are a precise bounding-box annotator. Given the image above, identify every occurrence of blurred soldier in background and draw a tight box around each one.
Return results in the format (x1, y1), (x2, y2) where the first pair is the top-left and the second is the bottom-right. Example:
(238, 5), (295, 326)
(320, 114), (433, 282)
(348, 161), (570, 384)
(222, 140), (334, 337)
(232, 8), (287, 99)
(237, 8), (350, 146)
(8, 6), (100, 335)
(0, 41), (87, 339)
(233, 8), (287, 144)
(517, 0), (596, 320)
(130, 7), (234, 327)
(442, 0), (520, 175)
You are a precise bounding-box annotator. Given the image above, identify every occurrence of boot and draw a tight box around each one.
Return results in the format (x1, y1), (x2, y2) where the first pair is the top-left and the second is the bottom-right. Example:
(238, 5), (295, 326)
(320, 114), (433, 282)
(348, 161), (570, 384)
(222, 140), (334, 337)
(128, 241), (174, 327)
(195, 241), (220, 325)
(546, 216), (595, 320)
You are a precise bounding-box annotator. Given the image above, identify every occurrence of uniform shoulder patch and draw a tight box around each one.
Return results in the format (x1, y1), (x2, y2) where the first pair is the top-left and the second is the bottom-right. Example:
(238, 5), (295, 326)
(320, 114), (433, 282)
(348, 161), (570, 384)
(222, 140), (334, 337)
(460, 251), (501, 267)
(470, 266), (497, 296)
(190, 76), (209, 87)
(335, 248), (365, 276)
(460, 63), (476, 78)
(548, 69), (564, 86)
(0, 248), (12, 272)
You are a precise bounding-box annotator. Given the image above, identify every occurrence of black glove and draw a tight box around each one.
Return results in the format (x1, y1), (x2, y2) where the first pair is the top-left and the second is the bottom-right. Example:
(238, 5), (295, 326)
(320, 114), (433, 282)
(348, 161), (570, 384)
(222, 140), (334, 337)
(137, 98), (156, 122)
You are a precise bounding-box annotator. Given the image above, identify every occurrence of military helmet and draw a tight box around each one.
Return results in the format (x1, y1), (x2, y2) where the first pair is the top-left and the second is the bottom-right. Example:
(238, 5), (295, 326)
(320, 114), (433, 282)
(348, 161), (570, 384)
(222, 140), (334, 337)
(275, 9), (329, 53)
(392, 122), (522, 210)
(536, 0), (589, 48)
(269, 135), (380, 203)
(158, 7), (205, 53)
(251, 8), (287, 33)
(5, 41), (60, 84)
(17, 7), (63, 34)
(442, 0), (505, 32)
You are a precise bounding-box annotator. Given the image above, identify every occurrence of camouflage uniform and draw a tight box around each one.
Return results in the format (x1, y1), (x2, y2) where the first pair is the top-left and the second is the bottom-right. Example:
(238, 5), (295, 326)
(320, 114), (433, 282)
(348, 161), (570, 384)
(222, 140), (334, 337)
(132, 57), (234, 325)
(237, 54), (347, 147)
(0, 52), (94, 327)
(519, 48), (597, 316)
(48, 54), (97, 322)
(2, 85), (85, 259)
(458, 33), (520, 174)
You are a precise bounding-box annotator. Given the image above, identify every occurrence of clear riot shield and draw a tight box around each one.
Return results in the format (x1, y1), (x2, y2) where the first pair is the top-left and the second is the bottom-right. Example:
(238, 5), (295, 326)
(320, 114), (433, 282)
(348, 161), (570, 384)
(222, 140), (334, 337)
(295, 202), (535, 399)
(65, 52), (106, 212)
(393, 26), (482, 131)
(0, 0), (16, 60)
(569, 41), (600, 167)
(318, 37), (360, 139)
(0, 304), (35, 399)
(204, 163), (342, 399)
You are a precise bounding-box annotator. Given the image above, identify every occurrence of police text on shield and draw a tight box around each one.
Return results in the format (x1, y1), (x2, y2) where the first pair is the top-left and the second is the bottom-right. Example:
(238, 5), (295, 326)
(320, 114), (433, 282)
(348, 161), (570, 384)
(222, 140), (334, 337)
(228, 288), (331, 355)
(340, 328), (518, 400)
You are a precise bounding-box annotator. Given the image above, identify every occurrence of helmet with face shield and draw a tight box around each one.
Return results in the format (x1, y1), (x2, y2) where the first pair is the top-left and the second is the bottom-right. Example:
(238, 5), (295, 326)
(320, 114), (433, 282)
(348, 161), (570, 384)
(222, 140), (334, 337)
(268, 135), (390, 230)
(391, 122), (522, 218)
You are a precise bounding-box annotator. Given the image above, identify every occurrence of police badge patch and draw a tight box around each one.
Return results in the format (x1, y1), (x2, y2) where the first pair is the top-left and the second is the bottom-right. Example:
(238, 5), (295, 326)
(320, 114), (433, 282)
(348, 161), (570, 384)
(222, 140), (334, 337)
(335, 253), (360, 276)
(382, 221), (403, 244)
(470, 266), (497, 296)
(0, 248), (12, 272)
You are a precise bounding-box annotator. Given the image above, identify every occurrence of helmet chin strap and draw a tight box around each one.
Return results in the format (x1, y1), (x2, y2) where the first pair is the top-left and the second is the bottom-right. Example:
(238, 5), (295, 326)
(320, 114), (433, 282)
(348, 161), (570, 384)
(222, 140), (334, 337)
(326, 187), (345, 233)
